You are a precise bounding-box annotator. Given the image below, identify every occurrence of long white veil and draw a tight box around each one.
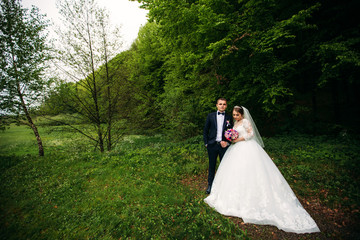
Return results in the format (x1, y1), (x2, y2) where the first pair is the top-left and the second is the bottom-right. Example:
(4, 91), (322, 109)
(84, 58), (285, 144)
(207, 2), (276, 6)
(242, 106), (264, 148)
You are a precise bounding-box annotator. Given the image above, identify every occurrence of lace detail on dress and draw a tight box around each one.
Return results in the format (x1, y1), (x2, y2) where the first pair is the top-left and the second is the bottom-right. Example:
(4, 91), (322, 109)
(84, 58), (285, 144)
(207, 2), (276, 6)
(234, 119), (254, 141)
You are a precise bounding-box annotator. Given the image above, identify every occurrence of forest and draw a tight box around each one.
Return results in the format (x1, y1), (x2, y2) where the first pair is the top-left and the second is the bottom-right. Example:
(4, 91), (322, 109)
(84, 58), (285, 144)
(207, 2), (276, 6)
(1, 0), (359, 239)
(44, 0), (360, 140)
(1, 0), (359, 152)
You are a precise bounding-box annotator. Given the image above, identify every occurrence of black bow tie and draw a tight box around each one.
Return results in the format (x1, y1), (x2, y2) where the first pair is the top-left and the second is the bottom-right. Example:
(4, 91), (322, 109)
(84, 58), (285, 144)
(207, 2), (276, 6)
(218, 112), (225, 115)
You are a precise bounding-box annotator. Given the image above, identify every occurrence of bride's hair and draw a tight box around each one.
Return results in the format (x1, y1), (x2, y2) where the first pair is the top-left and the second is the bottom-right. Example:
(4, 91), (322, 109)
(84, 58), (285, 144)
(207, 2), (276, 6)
(233, 106), (244, 116)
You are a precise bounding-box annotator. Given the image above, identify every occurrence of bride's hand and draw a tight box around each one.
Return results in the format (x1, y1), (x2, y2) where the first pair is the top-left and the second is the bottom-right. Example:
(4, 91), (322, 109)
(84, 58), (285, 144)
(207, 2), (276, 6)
(233, 137), (244, 143)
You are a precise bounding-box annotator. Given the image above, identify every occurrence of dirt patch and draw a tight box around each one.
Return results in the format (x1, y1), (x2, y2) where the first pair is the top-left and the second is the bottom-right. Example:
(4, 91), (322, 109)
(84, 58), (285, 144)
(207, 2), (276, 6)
(180, 171), (360, 240)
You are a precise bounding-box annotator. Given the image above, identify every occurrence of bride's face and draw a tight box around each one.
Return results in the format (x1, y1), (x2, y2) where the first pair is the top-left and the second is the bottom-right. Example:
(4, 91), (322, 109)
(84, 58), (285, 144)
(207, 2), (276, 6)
(232, 111), (243, 121)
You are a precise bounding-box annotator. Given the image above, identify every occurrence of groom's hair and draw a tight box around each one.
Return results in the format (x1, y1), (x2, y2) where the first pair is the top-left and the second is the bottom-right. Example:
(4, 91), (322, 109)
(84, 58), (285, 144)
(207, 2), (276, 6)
(217, 97), (227, 103)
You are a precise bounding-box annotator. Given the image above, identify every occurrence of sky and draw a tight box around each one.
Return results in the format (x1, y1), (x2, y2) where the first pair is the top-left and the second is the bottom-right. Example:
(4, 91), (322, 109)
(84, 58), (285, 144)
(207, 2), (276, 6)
(22, 0), (149, 50)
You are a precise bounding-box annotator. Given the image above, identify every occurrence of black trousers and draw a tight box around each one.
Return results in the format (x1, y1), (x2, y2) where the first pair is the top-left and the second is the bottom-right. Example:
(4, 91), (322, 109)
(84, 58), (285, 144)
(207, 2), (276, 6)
(207, 142), (228, 186)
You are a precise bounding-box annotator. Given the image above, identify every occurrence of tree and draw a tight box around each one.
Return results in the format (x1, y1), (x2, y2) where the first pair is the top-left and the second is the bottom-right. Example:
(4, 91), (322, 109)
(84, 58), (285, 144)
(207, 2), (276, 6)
(134, 0), (316, 136)
(126, 23), (167, 131)
(53, 0), (123, 152)
(133, 0), (359, 136)
(0, 0), (50, 156)
(97, 9), (123, 151)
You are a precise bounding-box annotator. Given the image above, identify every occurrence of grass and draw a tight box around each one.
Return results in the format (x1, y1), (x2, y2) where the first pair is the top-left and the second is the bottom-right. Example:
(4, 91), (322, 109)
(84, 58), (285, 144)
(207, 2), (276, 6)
(0, 125), (40, 156)
(264, 134), (360, 210)
(0, 125), (246, 239)
(0, 125), (359, 239)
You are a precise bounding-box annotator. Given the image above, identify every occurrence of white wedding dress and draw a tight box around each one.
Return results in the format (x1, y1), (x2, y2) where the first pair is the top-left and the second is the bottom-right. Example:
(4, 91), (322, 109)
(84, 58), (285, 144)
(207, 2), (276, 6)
(204, 118), (320, 233)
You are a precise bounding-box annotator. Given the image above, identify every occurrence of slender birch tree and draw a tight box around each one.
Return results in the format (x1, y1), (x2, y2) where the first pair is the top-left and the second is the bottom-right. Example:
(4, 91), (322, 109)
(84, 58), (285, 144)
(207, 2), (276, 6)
(0, 0), (50, 156)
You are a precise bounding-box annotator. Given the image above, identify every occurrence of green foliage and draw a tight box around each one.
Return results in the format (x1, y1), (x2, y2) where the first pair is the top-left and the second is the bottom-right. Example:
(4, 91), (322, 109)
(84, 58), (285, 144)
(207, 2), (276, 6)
(41, 0), (360, 140)
(125, 23), (168, 131)
(39, 82), (78, 115)
(0, 0), (50, 117)
(317, 39), (360, 87)
(35, 114), (85, 126)
(139, 0), (320, 116)
(123, 0), (360, 138)
(0, 0), (50, 156)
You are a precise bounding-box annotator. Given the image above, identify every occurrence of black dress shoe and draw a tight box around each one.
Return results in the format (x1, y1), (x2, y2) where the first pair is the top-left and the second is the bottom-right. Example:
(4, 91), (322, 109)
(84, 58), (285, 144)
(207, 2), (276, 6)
(206, 185), (212, 194)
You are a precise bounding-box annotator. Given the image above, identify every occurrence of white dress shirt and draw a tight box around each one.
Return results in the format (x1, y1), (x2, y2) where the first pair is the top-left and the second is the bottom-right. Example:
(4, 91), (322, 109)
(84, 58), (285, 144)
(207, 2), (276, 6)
(216, 111), (225, 142)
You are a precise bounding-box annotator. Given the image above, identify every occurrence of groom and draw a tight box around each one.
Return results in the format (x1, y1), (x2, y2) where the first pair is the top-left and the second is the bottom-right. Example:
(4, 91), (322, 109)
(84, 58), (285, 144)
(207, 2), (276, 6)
(203, 98), (232, 194)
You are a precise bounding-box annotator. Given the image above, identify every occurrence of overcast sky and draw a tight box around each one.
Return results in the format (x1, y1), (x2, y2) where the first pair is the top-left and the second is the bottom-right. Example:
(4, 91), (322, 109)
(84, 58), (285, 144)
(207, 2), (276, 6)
(22, 0), (149, 50)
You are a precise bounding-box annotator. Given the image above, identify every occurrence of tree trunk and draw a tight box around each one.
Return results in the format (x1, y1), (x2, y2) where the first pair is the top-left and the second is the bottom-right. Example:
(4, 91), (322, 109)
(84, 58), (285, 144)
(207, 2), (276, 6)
(30, 120), (44, 157)
(331, 78), (339, 123)
(107, 84), (112, 151)
(92, 77), (104, 153)
(88, 25), (104, 153)
(102, 30), (112, 151)
(105, 63), (112, 151)
(17, 83), (44, 156)
(97, 124), (105, 153)
(92, 76), (104, 153)
(311, 90), (318, 122)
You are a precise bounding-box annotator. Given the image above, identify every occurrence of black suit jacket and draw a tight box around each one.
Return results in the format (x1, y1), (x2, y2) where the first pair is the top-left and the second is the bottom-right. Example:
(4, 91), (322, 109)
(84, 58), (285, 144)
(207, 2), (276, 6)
(203, 112), (232, 146)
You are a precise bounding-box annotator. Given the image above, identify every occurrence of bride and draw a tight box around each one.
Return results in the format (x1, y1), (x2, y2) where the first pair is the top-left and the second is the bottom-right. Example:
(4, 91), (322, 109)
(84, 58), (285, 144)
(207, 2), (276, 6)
(204, 106), (320, 233)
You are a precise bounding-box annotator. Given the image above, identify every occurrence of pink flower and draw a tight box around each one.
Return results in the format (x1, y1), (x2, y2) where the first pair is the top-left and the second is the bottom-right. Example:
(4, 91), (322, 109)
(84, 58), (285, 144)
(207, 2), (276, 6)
(224, 129), (239, 141)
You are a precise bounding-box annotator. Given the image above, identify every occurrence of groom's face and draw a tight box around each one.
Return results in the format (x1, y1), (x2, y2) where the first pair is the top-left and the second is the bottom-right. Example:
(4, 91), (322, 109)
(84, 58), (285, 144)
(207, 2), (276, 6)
(216, 100), (227, 112)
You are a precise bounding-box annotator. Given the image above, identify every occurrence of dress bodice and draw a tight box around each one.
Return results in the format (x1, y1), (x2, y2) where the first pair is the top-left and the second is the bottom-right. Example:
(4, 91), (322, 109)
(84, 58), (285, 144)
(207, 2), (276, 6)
(233, 119), (254, 141)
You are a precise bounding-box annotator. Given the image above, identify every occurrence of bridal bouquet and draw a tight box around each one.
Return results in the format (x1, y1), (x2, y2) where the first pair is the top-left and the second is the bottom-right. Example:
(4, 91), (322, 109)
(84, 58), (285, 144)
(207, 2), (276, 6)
(224, 129), (239, 142)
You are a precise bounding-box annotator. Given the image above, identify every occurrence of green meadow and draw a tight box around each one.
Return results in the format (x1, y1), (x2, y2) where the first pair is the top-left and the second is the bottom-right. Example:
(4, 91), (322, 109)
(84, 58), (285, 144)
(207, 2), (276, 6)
(0, 125), (359, 239)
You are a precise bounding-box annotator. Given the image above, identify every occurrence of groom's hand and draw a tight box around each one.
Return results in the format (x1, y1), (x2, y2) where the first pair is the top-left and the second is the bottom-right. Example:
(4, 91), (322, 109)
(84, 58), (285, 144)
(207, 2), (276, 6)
(220, 141), (228, 148)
